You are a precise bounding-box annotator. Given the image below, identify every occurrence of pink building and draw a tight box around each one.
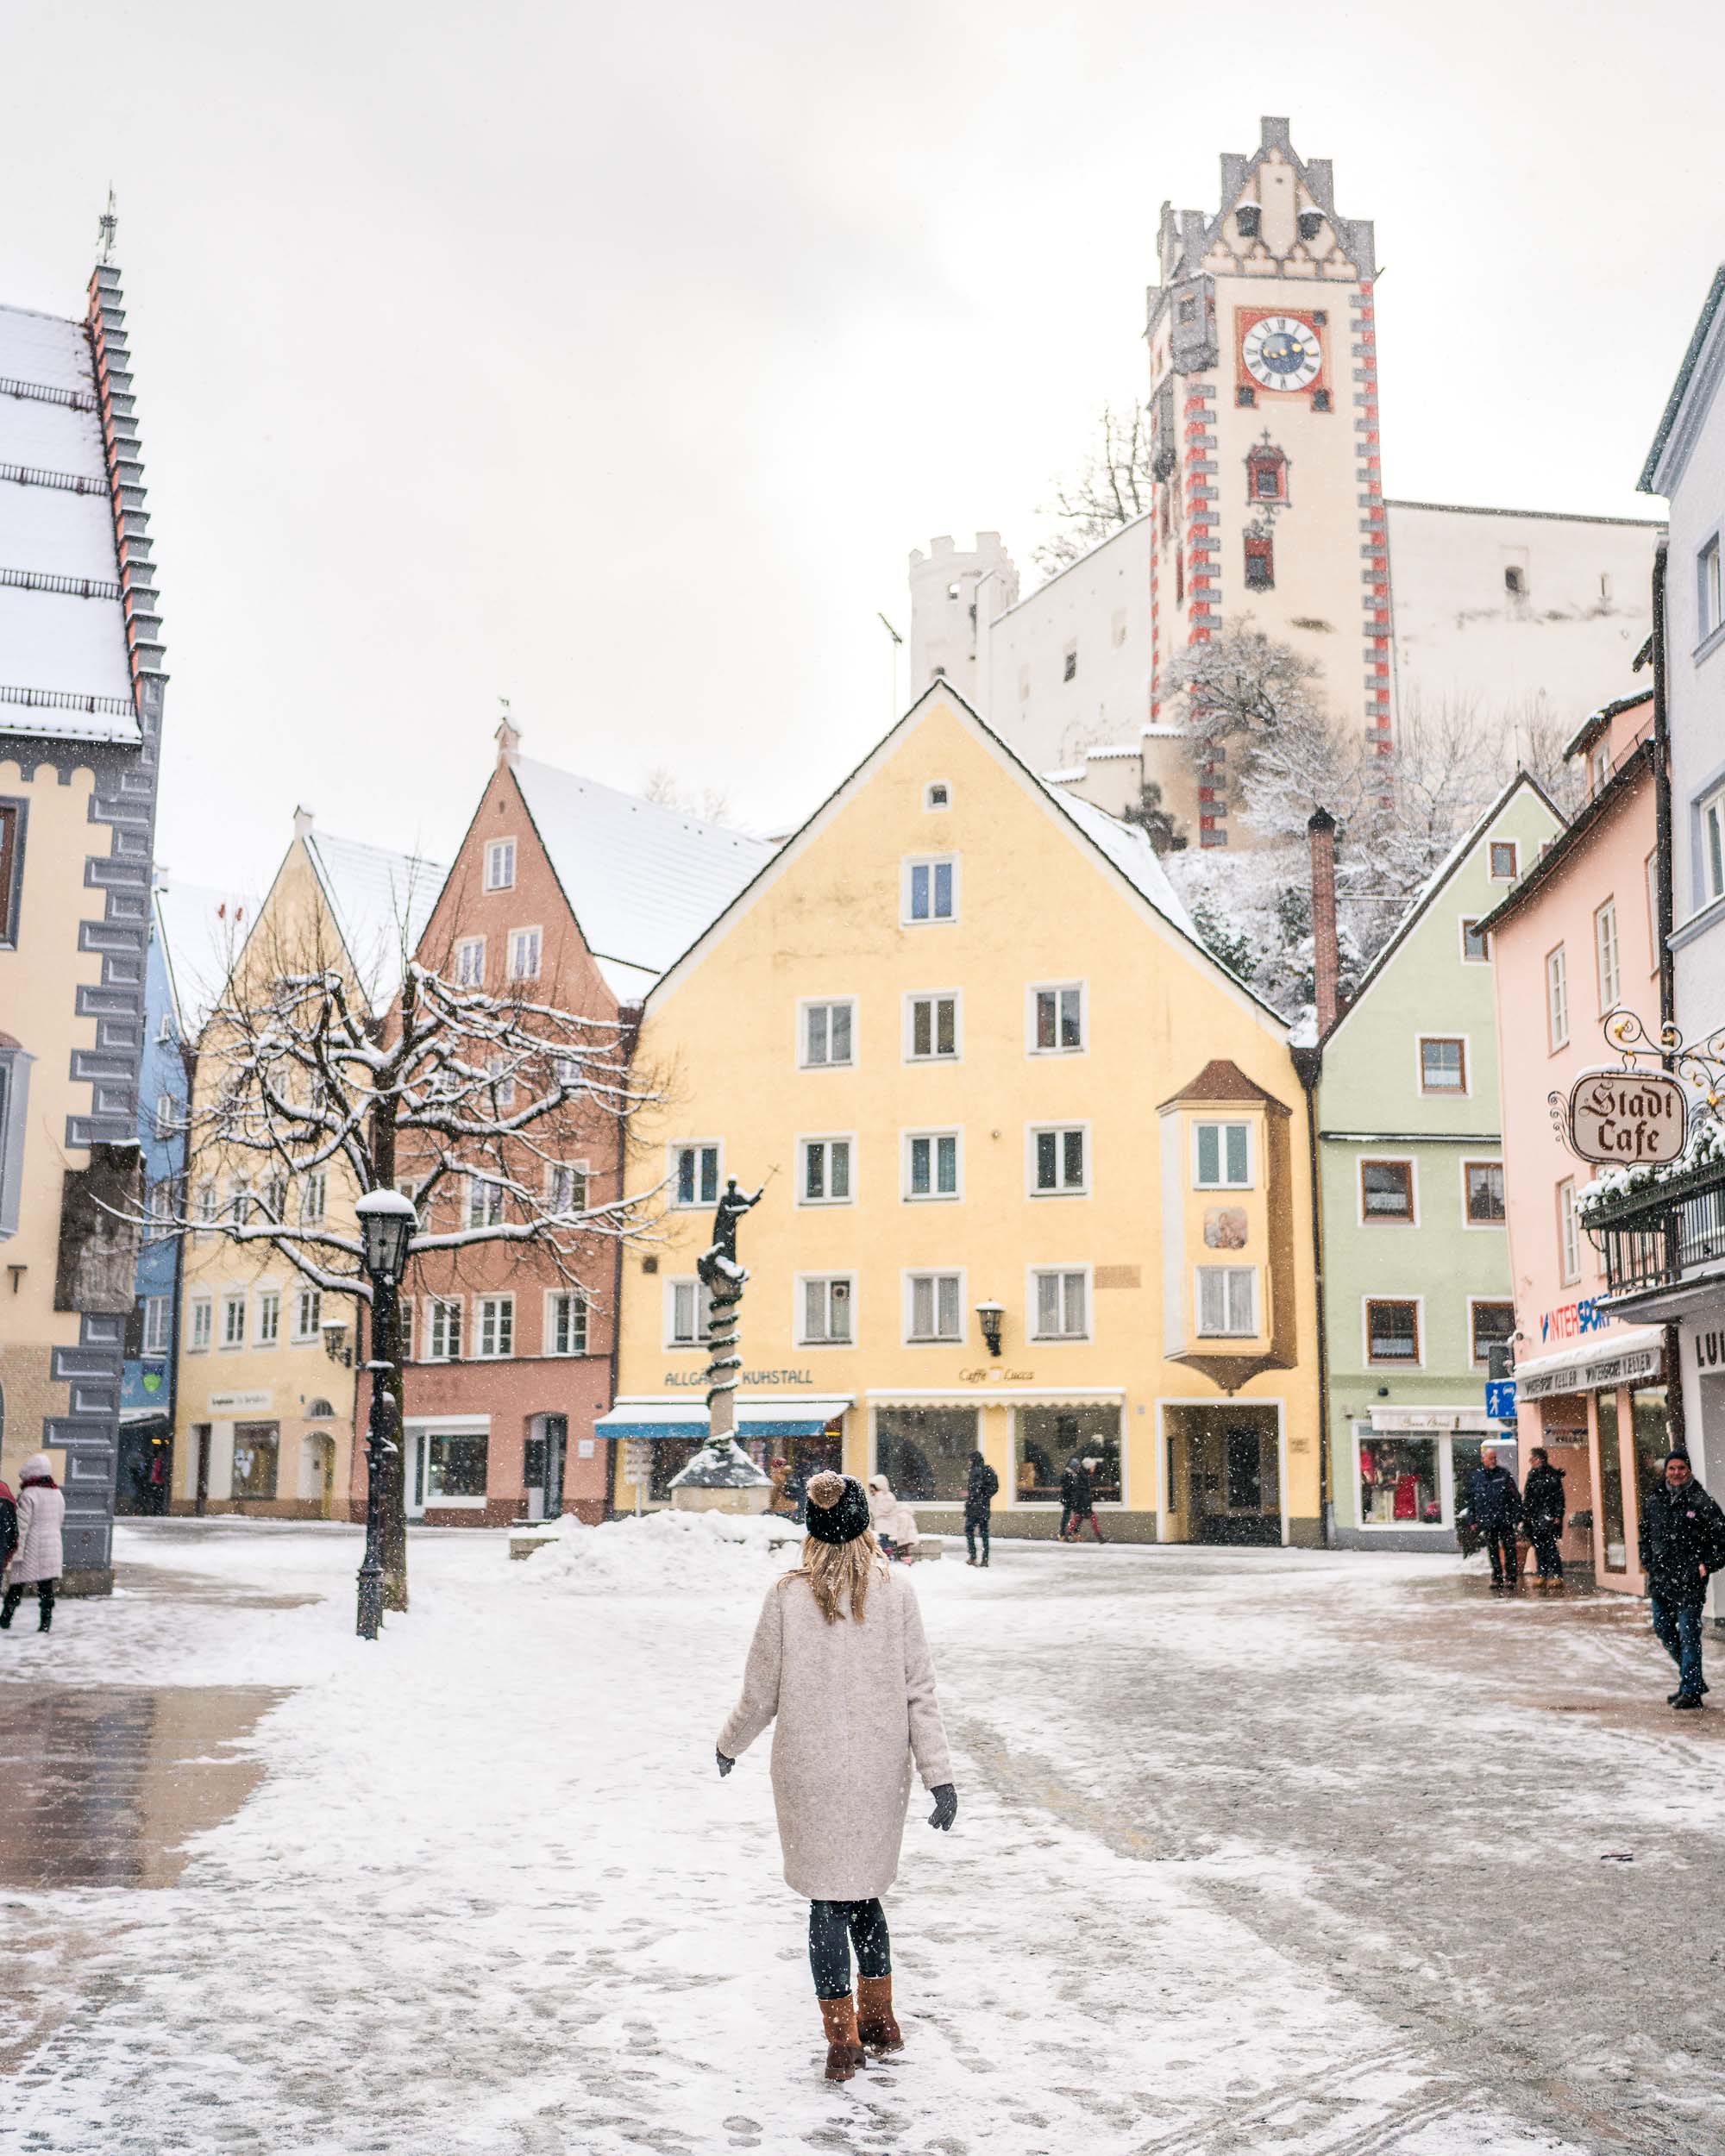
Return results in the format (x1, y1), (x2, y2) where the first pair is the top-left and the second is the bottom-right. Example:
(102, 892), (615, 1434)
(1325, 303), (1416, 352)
(1481, 690), (1671, 1593)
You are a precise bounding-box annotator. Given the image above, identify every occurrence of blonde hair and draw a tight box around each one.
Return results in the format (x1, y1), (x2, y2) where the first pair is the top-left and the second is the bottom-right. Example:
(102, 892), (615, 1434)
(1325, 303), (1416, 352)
(787, 1470), (885, 1625)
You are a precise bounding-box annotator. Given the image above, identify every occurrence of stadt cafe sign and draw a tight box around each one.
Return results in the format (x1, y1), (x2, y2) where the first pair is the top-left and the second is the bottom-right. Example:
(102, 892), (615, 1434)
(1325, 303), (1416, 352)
(1563, 1068), (1688, 1168)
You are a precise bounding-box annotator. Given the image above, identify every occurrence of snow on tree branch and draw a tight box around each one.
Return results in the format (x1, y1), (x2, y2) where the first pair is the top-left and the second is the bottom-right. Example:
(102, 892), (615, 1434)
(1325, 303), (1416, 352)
(1032, 404), (1155, 576)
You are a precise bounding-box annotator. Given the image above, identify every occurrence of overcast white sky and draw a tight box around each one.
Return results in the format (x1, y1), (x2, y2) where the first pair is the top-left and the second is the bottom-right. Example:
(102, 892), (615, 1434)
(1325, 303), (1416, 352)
(3, 0), (1723, 890)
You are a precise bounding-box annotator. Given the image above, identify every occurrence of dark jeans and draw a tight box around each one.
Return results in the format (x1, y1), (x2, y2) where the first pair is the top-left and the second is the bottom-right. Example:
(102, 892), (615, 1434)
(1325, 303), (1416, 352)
(965, 1515), (990, 1563)
(1484, 1526), (1519, 1584)
(809, 1898), (891, 2000)
(1528, 1527), (1564, 1580)
(1, 1581), (55, 1632)
(1651, 1595), (1706, 1698)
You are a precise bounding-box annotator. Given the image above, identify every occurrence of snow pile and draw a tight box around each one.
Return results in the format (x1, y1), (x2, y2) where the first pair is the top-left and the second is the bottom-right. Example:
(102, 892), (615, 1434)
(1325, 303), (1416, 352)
(523, 1505), (803, 1596)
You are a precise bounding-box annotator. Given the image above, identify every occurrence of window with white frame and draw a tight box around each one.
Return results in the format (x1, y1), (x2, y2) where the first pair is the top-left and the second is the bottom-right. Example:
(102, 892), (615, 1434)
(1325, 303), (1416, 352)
(1489, 840), (1519, 881)
(1194, 1120), (1251, 1188)
(906, 993), (959, 1060)
(398, 1299), (415, 1361)
(488, 1056), (518, 1111)
(467, 1175), (505, 1229)
(799, 1274), (854, 1345)
(801, 999), (855, 1068)
(221, 1293), (247, 1349)
(903, 856), (957, 924)
(293, 1288), (323, 1342)
(672, 1143), (720, 1208)
(1365, 1299), (1421, 1364)
(1361, 1159), (1415, 1222)
(1032, 1268), (1088, 1340)
(1030, 982), (1085, 1054)
(1460, 918), (1488, 963)
(256, 1289), (281, 1346)
(507, 925), (542, 981)
(1196, 1264), (1257, 1337)
(300, 1170), (327, 1225)
(546, 1290), (587, 1357)
(1595, 899), (1620, 1012)
(477, 1295), (514, 1358)
(1701, 533), (1722, 641)
(1470, 1299), (1516, 1369)
(485, 837), (516, 891)
(263, 1173), (288, 1223)
(154, 1092), (175, 1138)
(1546, 946), (1569, 1050)
(196, 1181), (218, 1234)
(906, 1270), (964, 1343)
(1465, 1161), (1506, 1225)
(905, 1130), (959, 1200)
(668, 1277), (712, 1347)
(141, 1294), (171, 1355)
(1031, 1125), (1088, 1195)
(455, 936), (486, 987)
(229, 1178), (252, 1226)
(547, 1162), (588, 1214)
(1590, 741), (1611, 797)
(426, 1298), (462, 1361)
(1558, 1177), (1581, 1285)
(924, 781), (950, 811)
(1701, 786), (1725, 907)
(800, 1136), (852, 1204)
(189, 1296), (213, 1351)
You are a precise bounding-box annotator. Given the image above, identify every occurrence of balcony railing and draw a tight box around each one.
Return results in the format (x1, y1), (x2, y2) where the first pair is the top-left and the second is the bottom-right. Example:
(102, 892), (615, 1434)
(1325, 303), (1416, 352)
(1584, 1156), (1725, 1300)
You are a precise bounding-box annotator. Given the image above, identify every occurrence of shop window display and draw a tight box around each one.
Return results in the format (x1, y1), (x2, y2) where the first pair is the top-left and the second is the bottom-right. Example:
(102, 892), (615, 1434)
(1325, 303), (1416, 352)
(426, 1433), (489, 1502)
(1596, 1391), (1628, 1570)
(1015, 1407), (1122, 1505)
(1358, 1434), (1441, 1526)
(231, 1423), (279, 1501)
(875, 1406), (977, 1502)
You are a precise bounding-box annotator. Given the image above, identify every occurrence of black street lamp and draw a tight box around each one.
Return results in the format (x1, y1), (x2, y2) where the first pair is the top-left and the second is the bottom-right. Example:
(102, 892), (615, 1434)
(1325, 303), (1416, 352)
(354, 1189), (416, 1641)
(975, 1300), (1005, 1359)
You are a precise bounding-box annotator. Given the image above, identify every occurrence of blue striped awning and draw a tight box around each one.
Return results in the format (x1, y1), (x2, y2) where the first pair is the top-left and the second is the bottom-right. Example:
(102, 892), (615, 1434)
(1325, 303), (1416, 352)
(595, 1396), (850, 1440)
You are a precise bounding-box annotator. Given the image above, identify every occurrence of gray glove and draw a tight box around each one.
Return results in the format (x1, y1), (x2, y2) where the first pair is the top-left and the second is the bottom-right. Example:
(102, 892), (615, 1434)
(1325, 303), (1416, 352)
(927, 1783), (957, 1831)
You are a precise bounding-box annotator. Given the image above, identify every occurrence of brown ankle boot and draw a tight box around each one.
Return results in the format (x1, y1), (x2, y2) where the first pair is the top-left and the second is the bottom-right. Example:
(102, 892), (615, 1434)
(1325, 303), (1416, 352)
(819, 1993), (866, 2081)
(856, 1973), (904, 2055)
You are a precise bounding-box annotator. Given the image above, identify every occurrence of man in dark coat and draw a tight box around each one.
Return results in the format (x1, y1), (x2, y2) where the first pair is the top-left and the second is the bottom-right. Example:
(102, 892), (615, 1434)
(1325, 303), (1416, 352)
(1639, 1452), (1725, 1708)
(1468, 1445), (1523, 1590)
(963, 1451), (998, 1568)
(1057, 1455), (1086, 1541)
(1521, 1447), (1567, 1585)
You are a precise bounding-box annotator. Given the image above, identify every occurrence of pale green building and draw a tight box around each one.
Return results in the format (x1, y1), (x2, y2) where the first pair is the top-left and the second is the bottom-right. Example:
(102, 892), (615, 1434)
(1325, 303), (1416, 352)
(1317, 776), (1562, 1549)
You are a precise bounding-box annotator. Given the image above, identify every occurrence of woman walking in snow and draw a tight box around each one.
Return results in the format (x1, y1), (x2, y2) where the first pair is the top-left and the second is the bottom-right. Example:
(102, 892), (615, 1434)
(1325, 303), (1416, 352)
(716, 1470), (957, 2083)
(2, 1454), (66, 1634)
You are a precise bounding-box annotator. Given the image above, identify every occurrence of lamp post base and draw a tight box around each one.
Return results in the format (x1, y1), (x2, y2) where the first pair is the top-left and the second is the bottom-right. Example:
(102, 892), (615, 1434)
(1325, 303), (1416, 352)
(357, 1556), (385, 1640)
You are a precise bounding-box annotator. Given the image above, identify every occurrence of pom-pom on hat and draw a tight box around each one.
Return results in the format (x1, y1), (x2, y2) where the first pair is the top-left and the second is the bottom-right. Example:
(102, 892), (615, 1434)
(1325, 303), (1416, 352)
(804, 1470), (872, 1545)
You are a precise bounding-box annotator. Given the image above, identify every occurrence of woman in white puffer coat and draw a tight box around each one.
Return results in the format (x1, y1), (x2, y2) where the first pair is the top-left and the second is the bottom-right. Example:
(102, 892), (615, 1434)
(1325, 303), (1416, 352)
(3, 1453), (66, 1634)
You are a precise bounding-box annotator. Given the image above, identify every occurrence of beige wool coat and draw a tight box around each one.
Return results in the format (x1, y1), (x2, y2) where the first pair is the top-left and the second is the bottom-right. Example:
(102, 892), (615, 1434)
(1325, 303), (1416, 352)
(718, 1561), (952, 1901)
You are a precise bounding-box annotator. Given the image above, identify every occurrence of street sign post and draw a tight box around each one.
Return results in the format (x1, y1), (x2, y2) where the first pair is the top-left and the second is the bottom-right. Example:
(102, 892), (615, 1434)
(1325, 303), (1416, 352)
(1485, 1378), (1517, 1424)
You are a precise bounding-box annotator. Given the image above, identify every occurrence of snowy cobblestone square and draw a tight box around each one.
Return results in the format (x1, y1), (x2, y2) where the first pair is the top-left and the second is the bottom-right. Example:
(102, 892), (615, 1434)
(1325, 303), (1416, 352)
(3, 1520), (1721, 2156)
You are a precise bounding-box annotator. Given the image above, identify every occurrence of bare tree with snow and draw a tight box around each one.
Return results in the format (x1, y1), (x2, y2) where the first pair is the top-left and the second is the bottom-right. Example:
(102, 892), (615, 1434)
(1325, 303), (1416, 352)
(641, 766), (737, 827)
(160, 902), (666, 1613)
(1032, 403), (1157, 575)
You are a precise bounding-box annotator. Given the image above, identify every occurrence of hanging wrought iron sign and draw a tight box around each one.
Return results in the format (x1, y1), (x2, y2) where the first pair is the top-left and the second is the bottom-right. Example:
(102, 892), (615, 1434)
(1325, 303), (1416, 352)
(1564, 1068), (1688, 1166)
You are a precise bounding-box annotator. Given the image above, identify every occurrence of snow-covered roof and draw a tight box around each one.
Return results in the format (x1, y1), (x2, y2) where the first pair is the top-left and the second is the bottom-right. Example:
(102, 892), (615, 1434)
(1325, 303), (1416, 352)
(513, 758), (778, 981)
(304, 827), (448, 1010)
(1053, 787), (1194, 937)
(154, 878), (251, 1038)
(0, 302), (137, 744)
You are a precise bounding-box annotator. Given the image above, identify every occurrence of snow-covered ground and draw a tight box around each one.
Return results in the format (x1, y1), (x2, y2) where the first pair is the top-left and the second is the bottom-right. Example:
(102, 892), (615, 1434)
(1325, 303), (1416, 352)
(5, 1518), (1716, 2155)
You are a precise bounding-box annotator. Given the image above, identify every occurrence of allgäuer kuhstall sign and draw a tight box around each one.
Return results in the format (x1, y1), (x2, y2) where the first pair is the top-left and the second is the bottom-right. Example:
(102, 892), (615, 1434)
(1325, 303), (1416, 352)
(1565, 1069), (1688, 1166)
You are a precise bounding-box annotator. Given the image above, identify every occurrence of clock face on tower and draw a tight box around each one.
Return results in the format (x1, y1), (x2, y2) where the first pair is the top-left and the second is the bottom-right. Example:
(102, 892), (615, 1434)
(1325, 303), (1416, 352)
(1240, 314), (1323, 392)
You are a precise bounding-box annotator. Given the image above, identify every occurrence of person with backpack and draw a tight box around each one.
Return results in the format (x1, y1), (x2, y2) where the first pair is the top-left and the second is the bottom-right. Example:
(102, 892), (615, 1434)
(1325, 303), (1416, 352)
(963, 1450), (998, 1567)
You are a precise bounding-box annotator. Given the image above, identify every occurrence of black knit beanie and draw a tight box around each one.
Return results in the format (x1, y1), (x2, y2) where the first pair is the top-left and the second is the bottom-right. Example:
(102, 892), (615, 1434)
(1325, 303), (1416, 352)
(804, 1471), (872, 1545)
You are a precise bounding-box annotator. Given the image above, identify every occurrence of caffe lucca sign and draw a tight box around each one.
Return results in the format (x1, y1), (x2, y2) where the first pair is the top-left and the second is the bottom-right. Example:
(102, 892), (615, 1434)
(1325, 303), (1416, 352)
(1565, 1069), (1688, 1167)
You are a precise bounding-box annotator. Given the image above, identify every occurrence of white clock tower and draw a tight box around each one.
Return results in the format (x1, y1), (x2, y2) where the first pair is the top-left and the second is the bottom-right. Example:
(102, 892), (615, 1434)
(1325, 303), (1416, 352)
(1145, 117), (1389, 846)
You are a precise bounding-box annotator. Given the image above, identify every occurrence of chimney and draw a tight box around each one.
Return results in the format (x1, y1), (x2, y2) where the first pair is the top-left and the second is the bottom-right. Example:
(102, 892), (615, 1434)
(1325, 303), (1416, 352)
(1308, 807), (1339, 1036)
(495, 711), (522, 768)
(292, 805), (315, 841)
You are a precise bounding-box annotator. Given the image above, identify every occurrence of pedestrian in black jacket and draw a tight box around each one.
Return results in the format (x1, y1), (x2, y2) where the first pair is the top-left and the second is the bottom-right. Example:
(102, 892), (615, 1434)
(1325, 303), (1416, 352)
(1521, 1450), (1567, 1585)
(963, 1451), (998, 1568)
(1468, 1447), (1523, 1589)
(1639, 1453), (1725, 1708)
(1058, 1453), (1107, 1544)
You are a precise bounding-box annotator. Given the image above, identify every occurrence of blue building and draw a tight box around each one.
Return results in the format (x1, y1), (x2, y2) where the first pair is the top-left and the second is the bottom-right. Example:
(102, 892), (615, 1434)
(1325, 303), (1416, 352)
(116, 884), (192, 1513)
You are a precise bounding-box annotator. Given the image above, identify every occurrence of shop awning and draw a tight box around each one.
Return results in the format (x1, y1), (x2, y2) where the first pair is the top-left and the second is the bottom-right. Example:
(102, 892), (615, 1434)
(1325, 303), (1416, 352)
(595, 1395), (851, 1440)
(1513, 1326), (1663, 1401)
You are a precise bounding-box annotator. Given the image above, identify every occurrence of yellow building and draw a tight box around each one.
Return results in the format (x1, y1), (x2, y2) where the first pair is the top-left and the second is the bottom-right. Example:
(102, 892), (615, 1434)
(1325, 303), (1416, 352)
(604, 686), (1322, 1544)
(173, 810), (443, 1517)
